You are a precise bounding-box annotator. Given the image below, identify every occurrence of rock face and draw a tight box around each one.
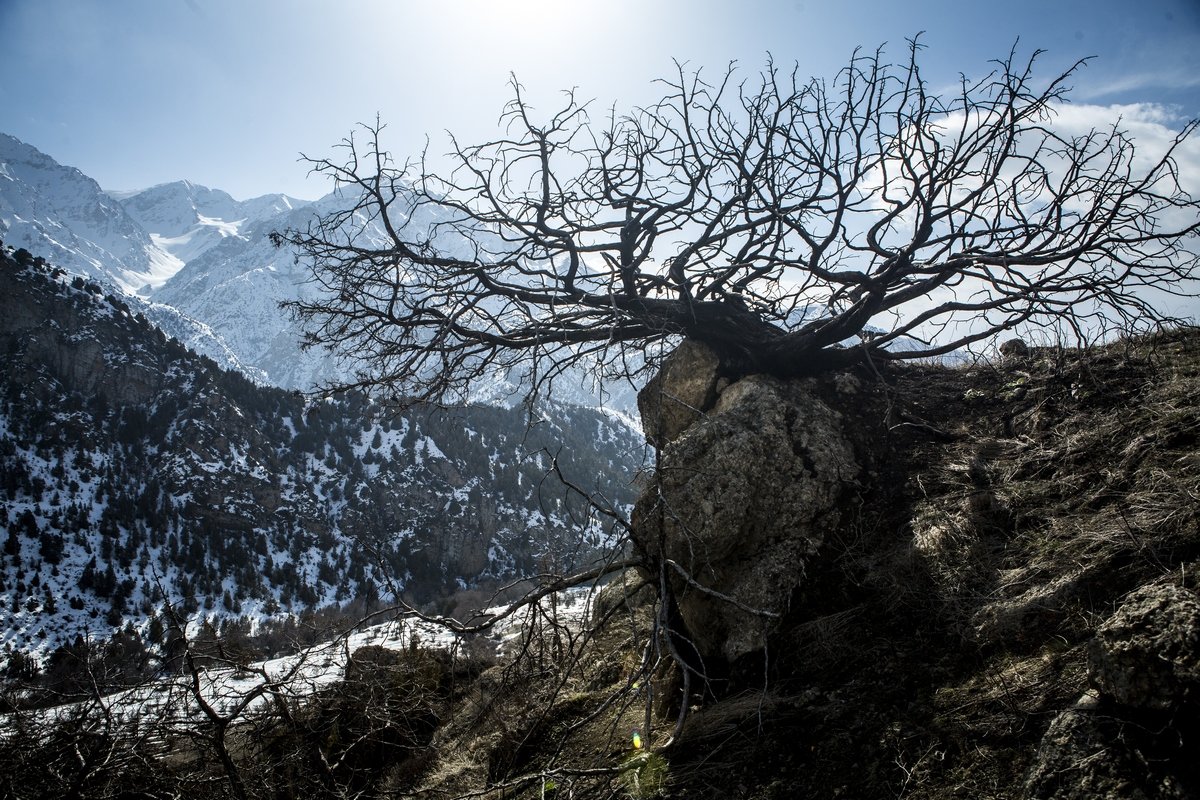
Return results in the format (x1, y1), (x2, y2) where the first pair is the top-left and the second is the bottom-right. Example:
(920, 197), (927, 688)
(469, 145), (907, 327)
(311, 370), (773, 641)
(1026, 583), (1200, 799)
(632, 341), (859, 663)
(636, 340), (722, 448)
(1088, 583), (1200, 711)
(0, 266), (166, 407)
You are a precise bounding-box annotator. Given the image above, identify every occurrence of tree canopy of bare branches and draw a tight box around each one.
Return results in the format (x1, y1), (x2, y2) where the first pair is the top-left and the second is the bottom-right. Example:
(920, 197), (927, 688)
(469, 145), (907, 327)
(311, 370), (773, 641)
(277, 39), (1200, 404)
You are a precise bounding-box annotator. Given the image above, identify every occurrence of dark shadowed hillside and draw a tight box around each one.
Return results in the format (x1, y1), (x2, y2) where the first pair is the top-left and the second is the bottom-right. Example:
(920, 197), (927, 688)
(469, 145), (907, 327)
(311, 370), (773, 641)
(631, 328), (1200, 799)
(0, 244), (643, 658)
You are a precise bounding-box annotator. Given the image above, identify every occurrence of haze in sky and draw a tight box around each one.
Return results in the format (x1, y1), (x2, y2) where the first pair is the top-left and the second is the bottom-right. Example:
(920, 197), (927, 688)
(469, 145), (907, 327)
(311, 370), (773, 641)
(1, 0), (1198, 200)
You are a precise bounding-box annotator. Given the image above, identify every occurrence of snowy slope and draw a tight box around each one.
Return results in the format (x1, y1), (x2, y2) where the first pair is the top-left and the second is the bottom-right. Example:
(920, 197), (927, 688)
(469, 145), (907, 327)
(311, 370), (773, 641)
(0, 133), (182, 293)
(119, 179), (306, 264)
(0, 132), (642, 414)
(0, 134), (310, 382)
(151, 187), (646, 410)
(0, 250), (644, 657)
(148, 187), (536, 396)
(149, 191), (370, 390)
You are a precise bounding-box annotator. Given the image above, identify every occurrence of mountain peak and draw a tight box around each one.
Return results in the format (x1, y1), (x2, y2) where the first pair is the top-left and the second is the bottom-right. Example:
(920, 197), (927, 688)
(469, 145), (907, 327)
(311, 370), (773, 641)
(119, 180), (241, 236)
(0, 130), (171, 293)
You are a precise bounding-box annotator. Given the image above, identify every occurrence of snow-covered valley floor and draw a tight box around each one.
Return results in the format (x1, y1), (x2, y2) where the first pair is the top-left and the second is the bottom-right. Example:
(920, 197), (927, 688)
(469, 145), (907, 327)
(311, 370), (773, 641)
(6, 587), (596, 734)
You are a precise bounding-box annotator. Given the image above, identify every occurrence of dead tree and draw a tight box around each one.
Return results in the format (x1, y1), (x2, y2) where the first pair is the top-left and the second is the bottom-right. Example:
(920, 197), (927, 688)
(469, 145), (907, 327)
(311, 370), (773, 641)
(278, 39), (1199, 404)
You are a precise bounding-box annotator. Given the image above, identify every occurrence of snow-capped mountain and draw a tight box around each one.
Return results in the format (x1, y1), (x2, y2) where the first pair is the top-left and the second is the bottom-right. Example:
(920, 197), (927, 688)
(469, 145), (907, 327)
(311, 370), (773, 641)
(0, 135), (271, 380)
(147, 190), (381, 391)
(0, 133), (642, 412)
(114, 179), (336, 388)
(118, 179), (306, 264)
(0, 133), (356, 390)
(0, 135), (649, 667)
(0, 133), (181, 293)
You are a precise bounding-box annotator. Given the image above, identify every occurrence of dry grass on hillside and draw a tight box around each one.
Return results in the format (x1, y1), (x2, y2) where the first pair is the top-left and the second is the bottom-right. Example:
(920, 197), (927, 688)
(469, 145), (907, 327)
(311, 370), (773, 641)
(644, 329), (1200, 800)
(398, 329), (1199, 800)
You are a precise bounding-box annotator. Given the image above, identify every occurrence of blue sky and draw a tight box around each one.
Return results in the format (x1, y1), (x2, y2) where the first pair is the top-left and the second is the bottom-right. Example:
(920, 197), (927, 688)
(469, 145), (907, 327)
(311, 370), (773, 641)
(1, 0), (1197, 200)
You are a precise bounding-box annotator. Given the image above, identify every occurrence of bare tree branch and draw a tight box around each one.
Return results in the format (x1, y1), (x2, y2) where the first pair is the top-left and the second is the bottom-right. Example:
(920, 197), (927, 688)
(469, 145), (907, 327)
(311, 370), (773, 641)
(277, 38), (1199, 405)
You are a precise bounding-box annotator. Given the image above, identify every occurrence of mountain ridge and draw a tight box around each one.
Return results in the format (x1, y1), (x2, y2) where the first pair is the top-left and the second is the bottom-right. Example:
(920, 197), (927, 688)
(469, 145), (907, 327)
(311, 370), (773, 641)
(0, 244), (642, 657)
(0, 132), (177, 293)
(0, 132), (641, 412)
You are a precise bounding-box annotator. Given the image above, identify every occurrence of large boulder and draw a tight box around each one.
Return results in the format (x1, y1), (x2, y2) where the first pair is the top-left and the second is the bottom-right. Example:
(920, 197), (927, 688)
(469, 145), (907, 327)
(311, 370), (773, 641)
(632, 345), (859, 662)
(637, 340), (722, 448)
(1088, 583), (1200, 711)
(1024, 692), (1163, 800)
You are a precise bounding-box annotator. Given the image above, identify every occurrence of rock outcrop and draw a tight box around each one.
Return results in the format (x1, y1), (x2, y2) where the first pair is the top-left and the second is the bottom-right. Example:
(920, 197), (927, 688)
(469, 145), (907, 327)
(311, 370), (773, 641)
(1026, 583), (1200, 799)
(622, 333), (1200, 798)
(632, 341), (859, 663)
(1088, 583), (1200, 711)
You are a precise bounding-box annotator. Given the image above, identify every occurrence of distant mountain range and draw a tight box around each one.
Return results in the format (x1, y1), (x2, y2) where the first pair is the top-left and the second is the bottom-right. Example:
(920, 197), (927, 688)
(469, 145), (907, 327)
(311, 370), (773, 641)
(0, 132), (649, 659)
(0, 132), (641, 411)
